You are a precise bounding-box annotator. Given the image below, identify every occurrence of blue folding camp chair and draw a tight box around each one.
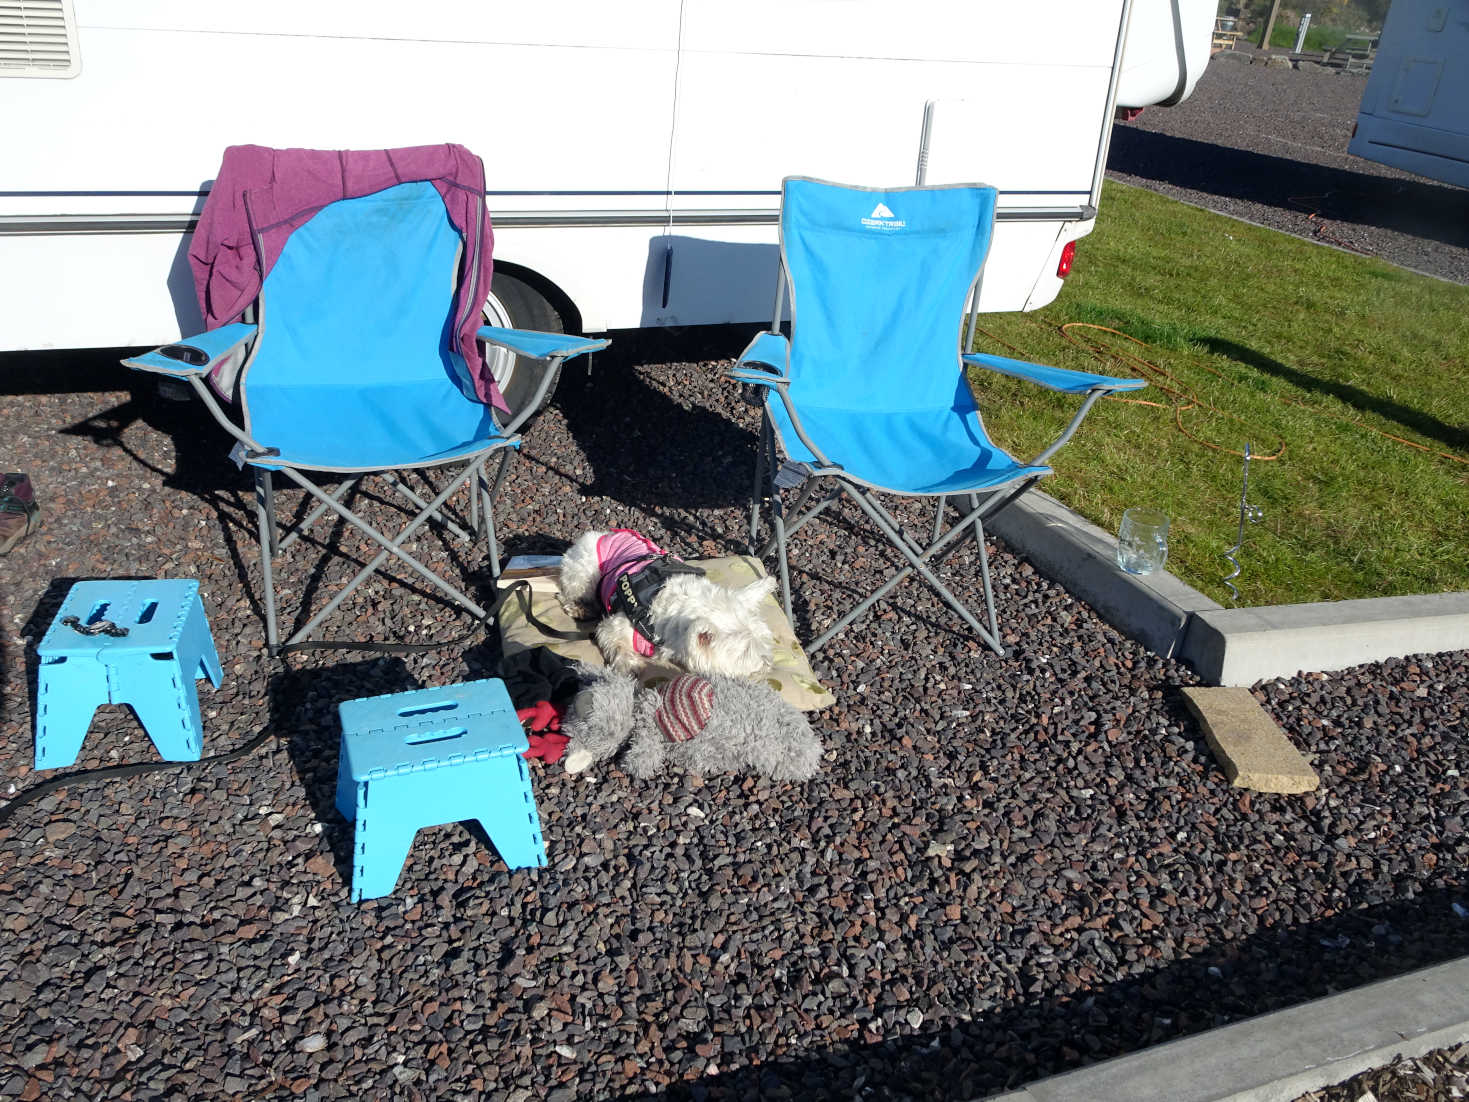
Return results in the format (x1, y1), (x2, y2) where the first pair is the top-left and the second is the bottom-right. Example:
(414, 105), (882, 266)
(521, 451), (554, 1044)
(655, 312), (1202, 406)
(730, 177), (1145, 655)
(125, 178), (606, 654)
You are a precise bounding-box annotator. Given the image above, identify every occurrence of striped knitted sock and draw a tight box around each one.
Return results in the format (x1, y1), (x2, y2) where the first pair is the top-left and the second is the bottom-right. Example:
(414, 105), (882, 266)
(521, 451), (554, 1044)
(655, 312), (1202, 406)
(654, 675), (715, 742)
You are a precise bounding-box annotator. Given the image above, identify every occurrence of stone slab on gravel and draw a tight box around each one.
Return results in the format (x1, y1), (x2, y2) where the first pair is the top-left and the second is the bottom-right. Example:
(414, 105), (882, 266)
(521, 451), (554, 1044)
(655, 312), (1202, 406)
(1183, 687), (1320, 793)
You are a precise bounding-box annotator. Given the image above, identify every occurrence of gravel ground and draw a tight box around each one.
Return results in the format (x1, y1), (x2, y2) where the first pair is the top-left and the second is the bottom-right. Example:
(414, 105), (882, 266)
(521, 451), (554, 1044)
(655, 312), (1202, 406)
(0, 340), (1466, 1101)
(1107, 55), (1469, 284)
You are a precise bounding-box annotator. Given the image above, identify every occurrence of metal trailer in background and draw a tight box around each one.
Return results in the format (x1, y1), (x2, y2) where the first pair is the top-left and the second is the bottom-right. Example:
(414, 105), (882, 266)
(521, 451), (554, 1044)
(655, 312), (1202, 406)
(1, 1), (1214, 405)
(1348, 0), (1469, 189)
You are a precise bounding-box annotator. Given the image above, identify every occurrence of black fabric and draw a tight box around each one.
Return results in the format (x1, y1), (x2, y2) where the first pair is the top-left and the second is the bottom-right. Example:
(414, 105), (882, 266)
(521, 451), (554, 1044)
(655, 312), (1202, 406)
(497, 580), (585, 641)
(609, 557), (705, 648)
(501, 646), (581, 711)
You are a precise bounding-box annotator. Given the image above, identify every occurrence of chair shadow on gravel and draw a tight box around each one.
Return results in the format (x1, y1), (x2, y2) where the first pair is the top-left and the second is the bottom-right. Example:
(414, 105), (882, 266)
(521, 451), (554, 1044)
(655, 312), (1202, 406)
(53, 365), (502, 645)
(1198, 337), (1469, 455)
(49, 364), (266, 598)
(274, 647), (525, 895)
(1107, 127), (1469, 250)
(546, 324), (761, 523)
(628, 884), (1469, 1102)
(275, 656), (422, 890)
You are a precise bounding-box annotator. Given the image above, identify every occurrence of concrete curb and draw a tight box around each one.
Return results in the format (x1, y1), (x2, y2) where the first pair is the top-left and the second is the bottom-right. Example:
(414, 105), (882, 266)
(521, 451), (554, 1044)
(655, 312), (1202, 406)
(989, 491), (1469, 686)
(982, 956), (1469, 1102)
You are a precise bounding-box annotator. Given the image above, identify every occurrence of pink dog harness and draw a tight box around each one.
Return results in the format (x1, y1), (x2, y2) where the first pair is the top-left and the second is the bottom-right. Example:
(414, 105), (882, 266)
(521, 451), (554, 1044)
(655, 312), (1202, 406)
(594, 529), (703, 658)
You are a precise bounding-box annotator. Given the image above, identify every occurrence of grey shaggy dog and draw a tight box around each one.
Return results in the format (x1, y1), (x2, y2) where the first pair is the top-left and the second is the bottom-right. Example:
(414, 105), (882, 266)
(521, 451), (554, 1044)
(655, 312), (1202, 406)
(562, 667), (822, 781)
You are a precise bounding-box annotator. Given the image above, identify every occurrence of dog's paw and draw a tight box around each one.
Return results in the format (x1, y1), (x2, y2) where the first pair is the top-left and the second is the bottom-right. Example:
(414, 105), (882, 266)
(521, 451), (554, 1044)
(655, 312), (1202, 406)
(564, 748), (595, 774)
(559, 597), (597, 622)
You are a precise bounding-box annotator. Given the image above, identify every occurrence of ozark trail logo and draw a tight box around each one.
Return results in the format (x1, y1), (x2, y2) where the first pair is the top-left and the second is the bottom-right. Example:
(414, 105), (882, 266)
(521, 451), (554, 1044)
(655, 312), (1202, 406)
(861, 201), (906, 230)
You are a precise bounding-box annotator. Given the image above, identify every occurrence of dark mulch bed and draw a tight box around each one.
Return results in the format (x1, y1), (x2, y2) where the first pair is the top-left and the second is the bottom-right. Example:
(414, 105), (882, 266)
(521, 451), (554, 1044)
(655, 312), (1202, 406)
(1296, 1043), (1469, 1101)
(1107, 56), (1469, 284)
(1, 336), (1466, 1101)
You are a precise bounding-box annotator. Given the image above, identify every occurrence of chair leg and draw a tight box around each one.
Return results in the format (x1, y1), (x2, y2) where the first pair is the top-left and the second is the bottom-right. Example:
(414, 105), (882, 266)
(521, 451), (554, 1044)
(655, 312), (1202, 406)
(760, 430), (797, 626)
(482, 451), (512, 580)
(259, 467), (278, 557)
(470, 467), (481, 538)
(382, 471), (475, 543)
(932, 494), (947, 546)
(749, 409), (770, 553)
(970, 501), (1001, 645)
(253, 467), (280, 655)
(771, 492), (794, 626)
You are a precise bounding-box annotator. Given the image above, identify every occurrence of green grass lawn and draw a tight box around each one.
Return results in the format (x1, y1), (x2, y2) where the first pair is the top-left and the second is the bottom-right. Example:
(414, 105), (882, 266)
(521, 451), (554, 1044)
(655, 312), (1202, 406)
(1258, 20), (1353, 52)
(967, 180), (1469, 608)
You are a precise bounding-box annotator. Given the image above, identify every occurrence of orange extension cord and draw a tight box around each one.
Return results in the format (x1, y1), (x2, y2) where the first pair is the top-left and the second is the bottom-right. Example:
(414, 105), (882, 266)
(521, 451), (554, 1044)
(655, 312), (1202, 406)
(973, 321), (1468, 468)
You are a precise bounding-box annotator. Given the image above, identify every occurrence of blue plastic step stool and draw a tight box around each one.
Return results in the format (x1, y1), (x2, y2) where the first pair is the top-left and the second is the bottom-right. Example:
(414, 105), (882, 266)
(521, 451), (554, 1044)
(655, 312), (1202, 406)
(35, 579), (223, 769)
(334, 678), (547, 902)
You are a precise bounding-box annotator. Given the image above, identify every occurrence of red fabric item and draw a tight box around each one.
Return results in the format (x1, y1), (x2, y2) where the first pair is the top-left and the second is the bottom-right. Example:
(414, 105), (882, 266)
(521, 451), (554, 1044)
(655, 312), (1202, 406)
(518, 701), (569, 763)
(524, 730), (569, 764)
(518, 700), (561, 733)
(188, 143), (504, 411)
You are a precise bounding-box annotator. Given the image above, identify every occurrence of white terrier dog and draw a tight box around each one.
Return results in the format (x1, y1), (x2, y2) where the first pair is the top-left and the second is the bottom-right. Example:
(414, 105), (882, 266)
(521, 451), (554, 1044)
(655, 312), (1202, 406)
(557, 529), (777, 678)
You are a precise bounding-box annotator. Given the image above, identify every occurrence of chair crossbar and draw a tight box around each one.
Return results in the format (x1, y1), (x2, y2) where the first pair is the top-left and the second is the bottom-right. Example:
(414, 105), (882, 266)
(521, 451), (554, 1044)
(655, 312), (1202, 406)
(267, 459), (490, 651)
(381, 471), (476, 544)
(750, 411), (1037, 655)
(806, 481), (1004, 654)
(276, 476), (358, 553)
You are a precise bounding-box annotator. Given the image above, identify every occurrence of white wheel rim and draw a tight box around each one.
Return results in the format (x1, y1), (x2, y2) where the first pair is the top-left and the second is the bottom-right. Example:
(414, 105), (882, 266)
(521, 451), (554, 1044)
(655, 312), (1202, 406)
(481, 289), (517, 394)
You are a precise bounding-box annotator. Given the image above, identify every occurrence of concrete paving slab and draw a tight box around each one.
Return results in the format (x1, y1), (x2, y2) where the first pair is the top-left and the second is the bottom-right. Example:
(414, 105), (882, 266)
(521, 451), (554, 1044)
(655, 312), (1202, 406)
(983, 956), (1469, 1102)
(1181, 686), (1319, 793)
(1180, 594), (1469, 687)
(988, 491), (1221, 659)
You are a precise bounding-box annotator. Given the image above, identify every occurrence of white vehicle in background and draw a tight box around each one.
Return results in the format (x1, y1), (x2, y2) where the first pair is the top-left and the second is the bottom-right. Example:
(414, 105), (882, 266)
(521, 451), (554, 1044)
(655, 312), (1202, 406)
(1, 0), (1213, 407)
(1348, 0), (1469, 189)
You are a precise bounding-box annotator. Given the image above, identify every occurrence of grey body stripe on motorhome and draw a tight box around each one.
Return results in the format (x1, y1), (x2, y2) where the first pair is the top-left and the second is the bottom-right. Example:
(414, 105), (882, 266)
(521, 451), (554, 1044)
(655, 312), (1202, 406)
(0, 204), (1095, 235)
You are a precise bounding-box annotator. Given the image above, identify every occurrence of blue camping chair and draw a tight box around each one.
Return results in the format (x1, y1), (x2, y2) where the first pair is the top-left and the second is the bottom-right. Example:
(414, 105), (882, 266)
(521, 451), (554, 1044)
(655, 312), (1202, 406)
(730, 177), (1145, 655)
(125, 180), (606, 654)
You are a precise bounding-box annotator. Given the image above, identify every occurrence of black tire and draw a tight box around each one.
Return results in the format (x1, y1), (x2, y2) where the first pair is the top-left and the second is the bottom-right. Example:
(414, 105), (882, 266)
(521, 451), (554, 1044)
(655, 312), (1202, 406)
(481, 271), (566, 430)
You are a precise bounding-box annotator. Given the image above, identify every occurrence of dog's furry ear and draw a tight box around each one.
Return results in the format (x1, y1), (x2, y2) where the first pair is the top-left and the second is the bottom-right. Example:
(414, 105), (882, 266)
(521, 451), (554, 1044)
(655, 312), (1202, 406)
(738, 576), (778, 608)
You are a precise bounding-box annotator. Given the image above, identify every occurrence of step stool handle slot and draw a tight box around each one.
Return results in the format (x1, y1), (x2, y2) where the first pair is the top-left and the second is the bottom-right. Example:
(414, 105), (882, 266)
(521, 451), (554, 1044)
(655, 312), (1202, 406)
(397, 700), (459, 718)
(137, 600), (159, 625)
(403, 726), (468, 746)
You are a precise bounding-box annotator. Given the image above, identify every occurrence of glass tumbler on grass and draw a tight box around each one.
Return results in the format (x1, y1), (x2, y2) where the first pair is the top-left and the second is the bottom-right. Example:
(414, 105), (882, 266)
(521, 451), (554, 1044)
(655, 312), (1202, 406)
(1116, 508), (1169, 574)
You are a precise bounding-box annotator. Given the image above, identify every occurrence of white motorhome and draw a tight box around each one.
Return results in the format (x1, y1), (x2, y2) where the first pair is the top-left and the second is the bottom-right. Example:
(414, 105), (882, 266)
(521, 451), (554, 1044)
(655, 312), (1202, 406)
(1348, 0), (1469, 189)
(1, 1), (1212, 406)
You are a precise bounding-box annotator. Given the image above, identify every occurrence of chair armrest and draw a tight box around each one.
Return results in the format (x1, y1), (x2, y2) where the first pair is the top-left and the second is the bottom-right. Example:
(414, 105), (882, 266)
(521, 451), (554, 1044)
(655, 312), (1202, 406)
(964, 351), (1145, 394)
(729, 331), (790, 386)
(477, 326), (609, 362)
(121, 323), (258, 377)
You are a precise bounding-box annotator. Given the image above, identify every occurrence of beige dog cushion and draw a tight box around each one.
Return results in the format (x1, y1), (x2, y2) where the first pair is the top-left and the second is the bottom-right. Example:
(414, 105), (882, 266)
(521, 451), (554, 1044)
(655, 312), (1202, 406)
(496, 554), (835, 711)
